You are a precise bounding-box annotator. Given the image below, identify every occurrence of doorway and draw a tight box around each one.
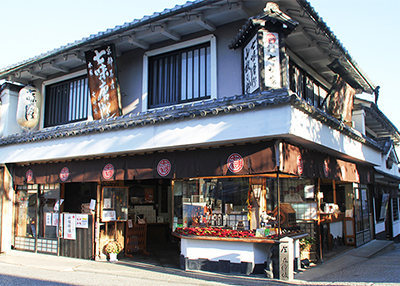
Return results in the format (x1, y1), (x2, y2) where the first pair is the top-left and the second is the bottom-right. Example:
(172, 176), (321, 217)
(354, 186), (372, 246)
(14, 184), (60, 254)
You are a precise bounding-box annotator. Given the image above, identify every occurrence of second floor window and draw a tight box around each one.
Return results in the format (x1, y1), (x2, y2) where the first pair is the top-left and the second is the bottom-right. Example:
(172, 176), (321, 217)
(44, 75), (89, 127)
(148, 43), (211, 108)
(289, 61), (328, 109)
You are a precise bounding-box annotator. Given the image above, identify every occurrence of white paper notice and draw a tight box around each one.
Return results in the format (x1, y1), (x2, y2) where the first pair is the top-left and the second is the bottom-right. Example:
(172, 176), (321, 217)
(76, 214), (89, 228)
(64, 213), (77, 240)
(104, 198), (111, 209)
(46, 212), (52, 226)
(102, 210), (116, 222)
(90, 199), (96, 210)
(52, 213), (59, 226)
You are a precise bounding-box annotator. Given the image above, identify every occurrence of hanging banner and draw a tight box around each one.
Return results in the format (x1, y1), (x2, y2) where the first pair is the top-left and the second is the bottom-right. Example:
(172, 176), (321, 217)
(327, 75), (356, 122)
(85, 44), (122, 120)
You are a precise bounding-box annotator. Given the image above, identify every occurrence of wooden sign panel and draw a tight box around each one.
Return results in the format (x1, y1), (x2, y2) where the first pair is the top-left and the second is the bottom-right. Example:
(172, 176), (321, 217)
(85, 44), (122, 120)
(327, 75), (355, 122)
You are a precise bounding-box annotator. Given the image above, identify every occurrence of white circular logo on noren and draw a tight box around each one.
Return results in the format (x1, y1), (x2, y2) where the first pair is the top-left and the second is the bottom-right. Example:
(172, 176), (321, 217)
(297, 155), (303, 176)
(102, 163), (115, 180)
(227, 153), (244, 173)
(60, 167), (70, 182)
(26, 169), (33, 182)
(157, 159), (171, 177)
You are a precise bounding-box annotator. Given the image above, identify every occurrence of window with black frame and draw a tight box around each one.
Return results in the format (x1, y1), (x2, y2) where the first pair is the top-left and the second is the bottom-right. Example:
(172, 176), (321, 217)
(44, 75), (89, 127)
(289, 61), (328, 109)
(148, 43), (211, 108)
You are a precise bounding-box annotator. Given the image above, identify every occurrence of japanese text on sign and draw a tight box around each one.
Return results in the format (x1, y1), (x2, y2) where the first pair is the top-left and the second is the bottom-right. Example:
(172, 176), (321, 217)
(243, 34), (259, 94)
(85, 44), (122, 120)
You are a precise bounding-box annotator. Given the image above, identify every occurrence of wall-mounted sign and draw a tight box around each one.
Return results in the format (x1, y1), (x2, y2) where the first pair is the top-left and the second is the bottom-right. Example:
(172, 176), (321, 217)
(76, 214), (89, 229)
(243, 34), (259, 94)
(263, 32), (281, 88)
(85, 44), (122, 120)
(64, 213), (76, 240)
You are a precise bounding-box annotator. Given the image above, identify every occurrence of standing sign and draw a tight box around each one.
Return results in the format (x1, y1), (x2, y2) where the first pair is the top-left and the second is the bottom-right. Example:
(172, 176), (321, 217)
(85, 44), (122, 120)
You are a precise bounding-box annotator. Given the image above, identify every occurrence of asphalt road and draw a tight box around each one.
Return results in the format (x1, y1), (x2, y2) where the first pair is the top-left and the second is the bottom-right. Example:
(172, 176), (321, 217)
(0, 244), (399, 286)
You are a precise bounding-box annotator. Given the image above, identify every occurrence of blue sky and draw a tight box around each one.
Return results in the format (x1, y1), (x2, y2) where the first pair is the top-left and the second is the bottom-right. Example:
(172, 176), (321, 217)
(1, 0), (398, 129)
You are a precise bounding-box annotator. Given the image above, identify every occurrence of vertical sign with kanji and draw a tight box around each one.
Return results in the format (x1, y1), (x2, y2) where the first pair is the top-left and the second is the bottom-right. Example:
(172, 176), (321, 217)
(85, 44), (122, 120)
(263, 32), (281, 88)
(243, 34), (259, 94)
(64, 213), (77, 240)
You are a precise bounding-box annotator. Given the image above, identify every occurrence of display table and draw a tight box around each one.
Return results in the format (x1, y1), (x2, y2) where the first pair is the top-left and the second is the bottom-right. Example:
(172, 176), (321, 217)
(173, 232), (307, 279)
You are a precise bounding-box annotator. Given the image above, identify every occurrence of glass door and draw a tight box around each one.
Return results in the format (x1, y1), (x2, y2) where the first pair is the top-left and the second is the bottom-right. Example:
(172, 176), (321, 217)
(14, 186), (38, 251)
(354, 185), (372, 246)
(37, 184), (60, 254)
(14, 184), (60, 253)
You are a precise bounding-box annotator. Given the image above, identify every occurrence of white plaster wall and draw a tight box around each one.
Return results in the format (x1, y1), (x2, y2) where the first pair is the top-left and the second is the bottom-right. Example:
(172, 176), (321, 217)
(352, 110), (366, 136)
(0, 105), (383, 166)
(0, 106), (292, 164)
(0, 89), (23, 137)
(181, 238), (271, 264)
(289, 108), (381, 165)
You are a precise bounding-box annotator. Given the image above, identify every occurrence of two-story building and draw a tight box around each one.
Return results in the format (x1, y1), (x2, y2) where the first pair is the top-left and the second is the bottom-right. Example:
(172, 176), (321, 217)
(0, 0), (399, 279)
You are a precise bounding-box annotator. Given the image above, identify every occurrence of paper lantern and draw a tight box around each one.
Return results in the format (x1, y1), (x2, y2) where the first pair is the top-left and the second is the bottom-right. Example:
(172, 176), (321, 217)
(16, 86), (41, 129)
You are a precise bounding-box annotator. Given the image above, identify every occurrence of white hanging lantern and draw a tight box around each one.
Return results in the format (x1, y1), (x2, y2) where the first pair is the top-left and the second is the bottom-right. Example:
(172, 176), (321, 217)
(16, 86), (41, 129)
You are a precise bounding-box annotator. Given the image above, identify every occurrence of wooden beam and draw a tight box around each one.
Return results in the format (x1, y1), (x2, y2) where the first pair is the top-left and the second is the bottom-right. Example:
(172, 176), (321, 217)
(195, 14), (216, 31)
(128, 35), (150, 50)
(160, 27), (181, 41)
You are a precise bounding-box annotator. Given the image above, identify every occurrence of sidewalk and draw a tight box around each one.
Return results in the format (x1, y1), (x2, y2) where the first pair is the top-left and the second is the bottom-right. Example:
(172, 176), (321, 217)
(0, 239), (395, 285)
(294, 239), (395, 282)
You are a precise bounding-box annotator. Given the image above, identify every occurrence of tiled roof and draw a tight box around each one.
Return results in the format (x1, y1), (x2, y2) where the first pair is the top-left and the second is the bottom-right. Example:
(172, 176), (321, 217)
(0, 89), (381, 152)
(0, 0), (213, 73)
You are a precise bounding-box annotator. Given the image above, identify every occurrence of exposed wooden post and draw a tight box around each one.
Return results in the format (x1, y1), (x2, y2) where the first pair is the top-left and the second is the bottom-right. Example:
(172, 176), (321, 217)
(317, 178), (323, 262)
(333, 180), (337, 204)
(95, 183), (101, 260)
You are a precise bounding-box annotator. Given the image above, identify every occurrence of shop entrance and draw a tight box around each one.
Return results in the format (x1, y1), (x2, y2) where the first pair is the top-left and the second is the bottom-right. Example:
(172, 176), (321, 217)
(98, 179), (179, 267)
(14, 184), (60, 254)
(354, 186), (372, 246)
(13, 182), (96, 259)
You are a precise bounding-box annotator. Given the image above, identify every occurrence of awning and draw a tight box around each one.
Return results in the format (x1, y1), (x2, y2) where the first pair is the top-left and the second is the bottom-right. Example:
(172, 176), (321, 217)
(12, 140), (374, 185)
(13, 141), (278, 184)
(281, 142), (374, 184)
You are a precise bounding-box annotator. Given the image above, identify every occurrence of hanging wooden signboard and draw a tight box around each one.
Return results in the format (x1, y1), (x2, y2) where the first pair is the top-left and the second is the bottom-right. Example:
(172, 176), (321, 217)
(85, 44), (122, 120)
